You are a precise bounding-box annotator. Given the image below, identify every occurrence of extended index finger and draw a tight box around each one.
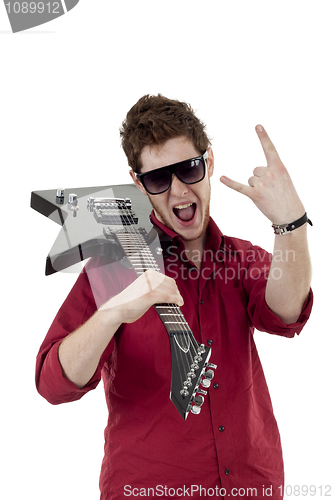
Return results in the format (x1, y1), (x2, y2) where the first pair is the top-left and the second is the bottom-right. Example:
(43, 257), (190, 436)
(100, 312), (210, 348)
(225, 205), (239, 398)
(255, 125), (281, 165)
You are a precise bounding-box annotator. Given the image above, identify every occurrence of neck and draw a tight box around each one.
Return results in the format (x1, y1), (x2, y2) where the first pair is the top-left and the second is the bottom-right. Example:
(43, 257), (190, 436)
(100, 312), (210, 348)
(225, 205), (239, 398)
(183, 233), (207, 269)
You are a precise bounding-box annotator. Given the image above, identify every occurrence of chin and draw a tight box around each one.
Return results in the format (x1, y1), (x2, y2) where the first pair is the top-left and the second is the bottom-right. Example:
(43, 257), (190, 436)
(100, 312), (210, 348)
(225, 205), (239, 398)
(155, 206), (210, 243)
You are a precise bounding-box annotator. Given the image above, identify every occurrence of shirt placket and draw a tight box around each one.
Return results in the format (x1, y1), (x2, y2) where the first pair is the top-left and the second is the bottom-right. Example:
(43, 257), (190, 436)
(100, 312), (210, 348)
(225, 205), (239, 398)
(198, 258), (236, 490)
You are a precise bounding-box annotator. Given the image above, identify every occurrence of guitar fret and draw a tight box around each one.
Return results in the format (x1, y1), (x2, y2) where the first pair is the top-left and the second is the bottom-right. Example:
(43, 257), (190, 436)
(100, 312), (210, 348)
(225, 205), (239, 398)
(159, 313), (183, 316)
(159, 312), (182, 314)
(128, 256), (155, 259)
(164, 321), (188, 324)
(123, 251), (153, 255)
(154, 304), (179, 307)
(128, 259), (156, 263)
(131, 267), (157, 270)
(128, 260), (156, 263)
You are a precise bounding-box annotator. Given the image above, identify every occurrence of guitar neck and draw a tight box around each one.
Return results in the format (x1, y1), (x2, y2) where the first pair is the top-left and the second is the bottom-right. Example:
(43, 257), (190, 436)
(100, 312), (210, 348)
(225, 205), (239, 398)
(114, 229), (188, 336)
(92, 197), (216, 420)
(115, 230), (160, 275)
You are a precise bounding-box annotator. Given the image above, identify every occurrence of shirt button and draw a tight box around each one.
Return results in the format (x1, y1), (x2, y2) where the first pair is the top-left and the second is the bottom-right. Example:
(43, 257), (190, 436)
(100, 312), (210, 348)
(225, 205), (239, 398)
(213, 383), (219, 389)
(207, 339), (213, 345)
(218, 426), (225, 432)
(225, 469), (230, 475)
(200, 299), (204, 304)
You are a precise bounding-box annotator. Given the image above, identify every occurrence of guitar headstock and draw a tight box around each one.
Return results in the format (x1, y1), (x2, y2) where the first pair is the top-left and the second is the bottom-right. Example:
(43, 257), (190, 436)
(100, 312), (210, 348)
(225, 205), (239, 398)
(168, 329), (217, 420)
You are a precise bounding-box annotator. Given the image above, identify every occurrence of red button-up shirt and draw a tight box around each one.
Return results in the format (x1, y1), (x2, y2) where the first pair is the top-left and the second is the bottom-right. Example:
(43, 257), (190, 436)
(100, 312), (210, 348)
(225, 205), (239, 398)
(36, 212), (313, 499)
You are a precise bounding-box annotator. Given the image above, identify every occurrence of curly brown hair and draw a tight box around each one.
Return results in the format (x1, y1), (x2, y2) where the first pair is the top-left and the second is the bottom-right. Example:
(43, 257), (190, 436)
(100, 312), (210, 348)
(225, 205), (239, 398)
(120, 94), (211, 172)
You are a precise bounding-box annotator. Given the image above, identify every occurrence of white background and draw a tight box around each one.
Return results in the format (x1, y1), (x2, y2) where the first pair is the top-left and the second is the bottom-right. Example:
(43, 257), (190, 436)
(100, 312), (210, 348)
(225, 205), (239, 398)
(1, 1), (332, 498)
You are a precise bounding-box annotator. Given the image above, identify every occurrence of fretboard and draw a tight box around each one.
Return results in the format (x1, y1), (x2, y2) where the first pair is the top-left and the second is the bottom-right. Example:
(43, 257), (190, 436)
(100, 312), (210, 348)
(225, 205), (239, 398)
(114, 228), (191, 338)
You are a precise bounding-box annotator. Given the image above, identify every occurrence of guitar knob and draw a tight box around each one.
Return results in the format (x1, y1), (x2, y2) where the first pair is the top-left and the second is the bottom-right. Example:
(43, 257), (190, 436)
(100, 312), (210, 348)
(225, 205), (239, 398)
(68, 193), (79, 217)
(56, 188), (64, 204)
(68, 193), (78, 204)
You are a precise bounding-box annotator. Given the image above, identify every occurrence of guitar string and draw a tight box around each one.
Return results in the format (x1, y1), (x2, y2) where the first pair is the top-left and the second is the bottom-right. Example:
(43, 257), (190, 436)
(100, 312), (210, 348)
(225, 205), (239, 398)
(105, 201), (201, 390)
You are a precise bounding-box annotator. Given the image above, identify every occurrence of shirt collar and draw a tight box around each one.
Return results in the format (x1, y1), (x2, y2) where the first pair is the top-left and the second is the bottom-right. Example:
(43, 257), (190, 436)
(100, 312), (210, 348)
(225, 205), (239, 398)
(149, 210), (225, 260)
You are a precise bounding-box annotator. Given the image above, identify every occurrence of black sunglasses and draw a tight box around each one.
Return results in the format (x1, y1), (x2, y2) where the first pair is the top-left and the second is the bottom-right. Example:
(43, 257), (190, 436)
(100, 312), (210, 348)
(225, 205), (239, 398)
(136, 151), (208, 195)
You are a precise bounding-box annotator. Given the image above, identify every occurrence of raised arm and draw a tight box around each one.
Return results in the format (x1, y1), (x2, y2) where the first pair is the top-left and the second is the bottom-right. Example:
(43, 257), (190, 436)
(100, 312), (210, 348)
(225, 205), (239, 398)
(220, 125), (312, 324)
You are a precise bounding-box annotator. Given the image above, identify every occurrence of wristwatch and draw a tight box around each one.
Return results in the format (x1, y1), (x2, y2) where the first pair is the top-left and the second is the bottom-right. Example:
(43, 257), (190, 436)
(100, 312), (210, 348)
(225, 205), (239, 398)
(272, 213), (313, 235)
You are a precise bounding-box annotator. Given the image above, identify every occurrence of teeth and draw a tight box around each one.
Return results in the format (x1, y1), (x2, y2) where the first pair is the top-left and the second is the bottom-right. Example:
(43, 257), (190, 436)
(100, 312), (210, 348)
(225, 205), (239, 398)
(174, 203), (193, 209)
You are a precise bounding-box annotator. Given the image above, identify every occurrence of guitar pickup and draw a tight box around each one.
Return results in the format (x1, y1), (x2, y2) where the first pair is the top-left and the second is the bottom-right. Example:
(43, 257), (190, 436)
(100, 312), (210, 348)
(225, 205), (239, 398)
(86, 196), (139, 225)
(93, 208), (138, 225)
(87, 196), (132, 212)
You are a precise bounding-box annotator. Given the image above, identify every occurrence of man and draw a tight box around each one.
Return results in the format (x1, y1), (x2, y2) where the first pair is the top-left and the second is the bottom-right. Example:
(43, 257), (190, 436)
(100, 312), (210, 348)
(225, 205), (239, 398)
(36, 94), (313, 499)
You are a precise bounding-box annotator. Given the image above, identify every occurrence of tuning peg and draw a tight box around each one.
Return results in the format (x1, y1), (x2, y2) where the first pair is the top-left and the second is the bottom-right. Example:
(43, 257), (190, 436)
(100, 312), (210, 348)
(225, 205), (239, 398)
(205, 369), (215, 381)
(190, 405), (201, 415)
(193, 395), (204, 406)
(201, 369), (215, 388)
(190, 394), (205, 415)
(196, 388), (207, 396)
(201, 378), (211, 388)
(206, 363), (217, 370)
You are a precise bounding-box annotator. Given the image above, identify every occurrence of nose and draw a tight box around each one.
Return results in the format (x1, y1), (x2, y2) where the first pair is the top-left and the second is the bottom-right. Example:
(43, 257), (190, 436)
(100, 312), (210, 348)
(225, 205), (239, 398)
(169, 173), (189, 196)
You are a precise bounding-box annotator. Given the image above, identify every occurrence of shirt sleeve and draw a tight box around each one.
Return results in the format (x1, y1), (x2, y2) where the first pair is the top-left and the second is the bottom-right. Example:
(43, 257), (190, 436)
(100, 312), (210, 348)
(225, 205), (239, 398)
(243, 244), (313, 338)
(35, 264), (115, 405)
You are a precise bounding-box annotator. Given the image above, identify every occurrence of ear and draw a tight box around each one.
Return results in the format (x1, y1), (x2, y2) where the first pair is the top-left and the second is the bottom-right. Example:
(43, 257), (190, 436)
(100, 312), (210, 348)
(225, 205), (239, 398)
(129, 169), (148, 196)
(206, 147), (214, 178)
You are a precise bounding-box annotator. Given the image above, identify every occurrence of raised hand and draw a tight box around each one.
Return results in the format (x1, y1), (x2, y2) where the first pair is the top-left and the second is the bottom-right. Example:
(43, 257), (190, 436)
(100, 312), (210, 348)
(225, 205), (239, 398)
(220, 125), (305, 225)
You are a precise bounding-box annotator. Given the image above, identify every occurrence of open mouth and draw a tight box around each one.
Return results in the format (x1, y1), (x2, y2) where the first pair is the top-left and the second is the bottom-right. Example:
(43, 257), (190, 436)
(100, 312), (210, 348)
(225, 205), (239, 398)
(173, 202), (197, 222)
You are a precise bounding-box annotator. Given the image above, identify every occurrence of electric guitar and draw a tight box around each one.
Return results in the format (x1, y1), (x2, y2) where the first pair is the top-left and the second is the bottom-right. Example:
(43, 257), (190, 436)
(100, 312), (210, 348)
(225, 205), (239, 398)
(31, 184), (217, 419)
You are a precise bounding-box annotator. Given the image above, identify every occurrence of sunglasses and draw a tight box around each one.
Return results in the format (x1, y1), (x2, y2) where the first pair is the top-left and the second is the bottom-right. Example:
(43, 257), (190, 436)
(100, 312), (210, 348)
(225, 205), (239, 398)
(135, 151), (208, 195)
